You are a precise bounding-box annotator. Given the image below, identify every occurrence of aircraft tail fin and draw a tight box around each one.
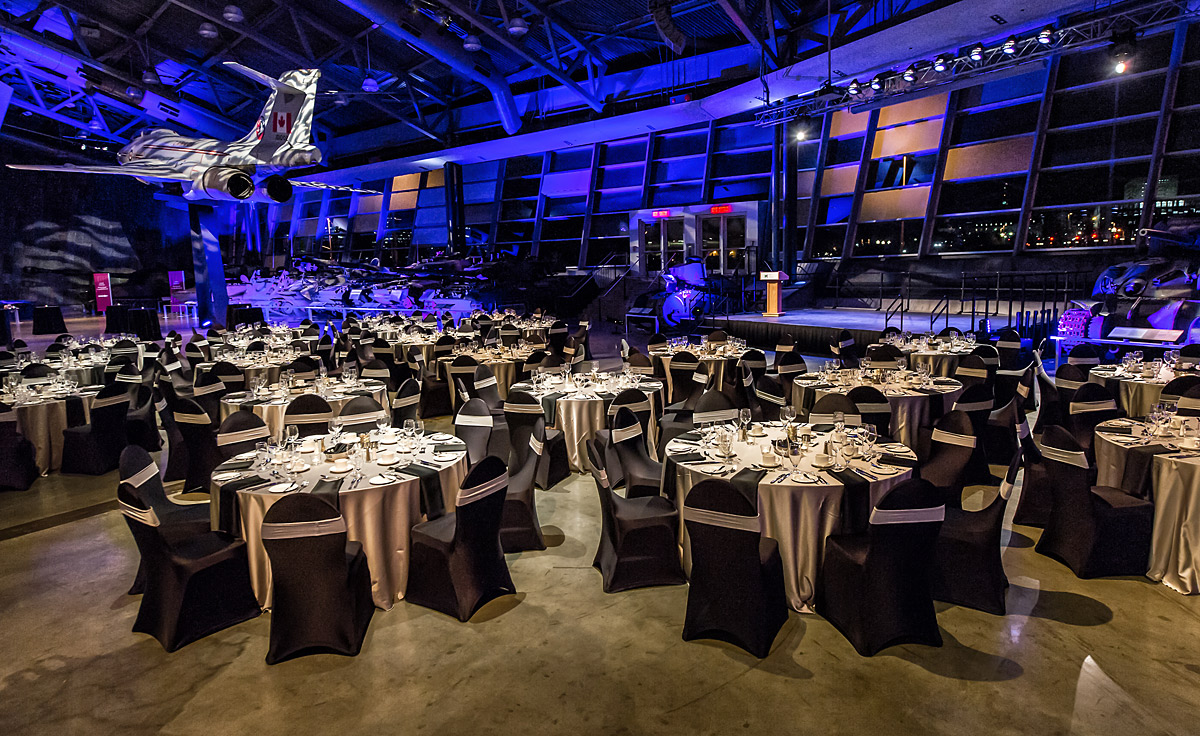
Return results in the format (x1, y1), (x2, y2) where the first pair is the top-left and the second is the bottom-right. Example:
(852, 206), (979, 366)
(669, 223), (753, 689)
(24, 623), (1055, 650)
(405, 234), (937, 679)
(224, 62), (320, 149)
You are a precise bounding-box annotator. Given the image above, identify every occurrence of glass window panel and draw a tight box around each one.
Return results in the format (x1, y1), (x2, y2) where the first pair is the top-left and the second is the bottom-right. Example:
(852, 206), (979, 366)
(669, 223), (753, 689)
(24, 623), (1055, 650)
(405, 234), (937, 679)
(502, 178), (539, 198)
(301, 201), (322, 218)
(1175, 65), (1200, 108)
(700, 216), (721, 272)
(819, 195), (854, 224)
(1168, 110), (1200, 152)
(1026, 205), (1141, 248)
(641, 220), (662, 272)
(938, 176), (1024, 214)
(826, 135), (864, 166)
(549, 148), (592, 172)
(952, 102), (1039, 145)
(796, 140), (820, 169)
(597, 166), (642, 189)
(1153, 198), (1200, 222)
(866, 153), (937, 189)
(590, 214), (628, 238)
(812, 226), (845, 258)
(1051, 86), (1116, 128)
(854, 219), (920, 256)
(385, 210), (414, 230)
(1116, 73), (1166, 117)
(957, 69), (1047, 108)
(711, 150), (771, 177)
(1034, 162), (1149, 206)
(501, 201), (535, 220)
(931, 214), (1017, 253)
(541, 216), (584, 240)
(600, 139), (647, 165)
(1161, 154), (1200, 197)
(1044, 127), (1113, 167)
(656, 130), (708, 158)
(1113, 118), (1159, 159)
(585, 238), (628, 266)
(327, 197), (351, 217)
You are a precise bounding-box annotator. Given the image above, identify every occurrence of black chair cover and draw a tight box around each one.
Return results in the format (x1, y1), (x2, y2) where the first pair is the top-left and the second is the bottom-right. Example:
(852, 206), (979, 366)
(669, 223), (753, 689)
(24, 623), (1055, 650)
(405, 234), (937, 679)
(0, 401), (39, 490)
(61, 383), (129, 475)
(499, 417), (546, 552)
(612, 407), (662, 498)
(173, 398), (223, 492)
(503, 390), (570, 490)
(284, 394), (333, 438)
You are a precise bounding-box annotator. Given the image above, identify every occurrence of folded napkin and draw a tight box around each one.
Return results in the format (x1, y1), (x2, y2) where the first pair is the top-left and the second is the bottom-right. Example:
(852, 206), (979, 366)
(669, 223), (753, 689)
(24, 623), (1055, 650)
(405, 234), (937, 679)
(434, 442), (467, 453)
(400, 463), (447, 520)
(811, 424), (835, 433)
(64, 395), (87, 427)
(1098, 425), (1134, 435)
(671, 452), (707, 464)
(677, 430), (702, 442)
(914, 389), (946, 419)
(1121, 444), (1173, 501)
(878, 453), (919, 468)
(308, 477), (345, 507)
(217, 458), (255, 471)
(933, 378), (958, 385)
(729, 467), (766, 509)
(539, 391), (565, 425)
(214, 473), (268, 535)
(829, 467), (873, 535)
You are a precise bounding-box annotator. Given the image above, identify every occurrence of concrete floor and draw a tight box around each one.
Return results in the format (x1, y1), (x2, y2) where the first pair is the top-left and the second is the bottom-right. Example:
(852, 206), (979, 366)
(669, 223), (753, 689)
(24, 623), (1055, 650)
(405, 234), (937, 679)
(2, 317), (1198, 734)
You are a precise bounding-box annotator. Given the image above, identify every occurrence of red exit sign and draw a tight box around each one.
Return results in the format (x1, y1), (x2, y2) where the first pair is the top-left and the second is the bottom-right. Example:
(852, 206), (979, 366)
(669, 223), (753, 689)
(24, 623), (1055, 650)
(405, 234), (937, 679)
(710, 204), (733, 214)
(651, 209), (672, 218)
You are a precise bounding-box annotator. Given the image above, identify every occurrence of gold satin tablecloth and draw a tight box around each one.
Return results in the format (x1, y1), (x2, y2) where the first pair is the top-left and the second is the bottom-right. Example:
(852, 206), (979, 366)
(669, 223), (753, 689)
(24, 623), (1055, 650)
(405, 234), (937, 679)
(650, 352), (734, 399)
(438, 352), (526, 408)
(1088, 367), (1166, 419)
(792, 373), (963, 449)
(219, 380), (390, 440)
(2, 389), (98, 473)
(666, 427), (915, 612)
(231, 448), (467, 609)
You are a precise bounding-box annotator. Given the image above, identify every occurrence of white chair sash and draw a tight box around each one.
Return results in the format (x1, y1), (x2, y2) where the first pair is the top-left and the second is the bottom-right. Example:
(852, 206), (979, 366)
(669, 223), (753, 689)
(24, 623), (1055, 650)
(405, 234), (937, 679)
(529, 436), (544, 455)
(683, 506), (761, 533)
(392, 394), (421, 408)
(1069, 399), (1117, 414)
(755, 388), (786, 405)
(740, 360), (767, 369)
(671, 361), (699, 372)
(91, 394), (129, 409)
(777, 364), (806, 375)
(121, 463), (159, 487)
(931, 428), (976, 447)
(692, 371), (709, 384)
(626, 365), (655, 375)
(286, 411), (333, 425)
(0, 410), (17, 422)
(474, 376), (498, 389)
(956, 367), (987, 379)
(996, 367), (1029, 376)
(693, 408), (739, 424)
(116, 373), (142, 384)
(954, 399), (993, 412)
(361, 368), (390, 379)
(980, 356), (1000, 366)
(1178, 396), (1200, 410)
(1038, 443), (1089, 468)
(192, 381), (225, 396)
(997, 340), (1021, 349)
(742, 372), (754, 387)
(775, 344), (793, 352)
(162, 361), (182, 373)
(174, 410), (212, 425)
(504, 402), (545, 414)
(1055, 378), (1084, 390)
(119, 500), (160, 527)
(548, 327), (568, 335)
(261, 517), (348, 539)
(1068, 356), (1100, 365)
(1017, 381), (1032, 398)
(457, 473), (508, 506)
(855, 402), (891, 413)
(870, 505), (945, 524)
(193, 339), (209, 347)
(339, 410), (385, 425)
(809, 412), (862, 425)
(612, 424), (643, 443)
(608, 400), (652, 415)
(454, 413), (493, 427)
(217, 425), (272, 445)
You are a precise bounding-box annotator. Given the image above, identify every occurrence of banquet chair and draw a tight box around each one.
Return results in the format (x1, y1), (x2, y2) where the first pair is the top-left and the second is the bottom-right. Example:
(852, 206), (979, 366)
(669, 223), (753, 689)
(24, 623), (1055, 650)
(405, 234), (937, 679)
(753, 374), (788, 422)
(595, 388), (657, 489)
(503, 390), (570, 490)
(970, 344), (1001, 374)
(917, 410), (976, 509)
(816, 478), (945, 657)
(173, 398), (223, 492)
(660, 389), (736, 456)
(119, 445), (209, 534)
(284, 394), (334, 438)
(0, 351), (15, 367)
(665, 351), (701, 406)
(185, 336), (211, 364)
(1031, 364), (1064, 435)
(190, 372), (228, 422)
(647, 332), (668, 356)
(682, 478), (788, 658)
(565, 336), (588, 373)
(454, 398), (496, 466)
(119, 467), (259, 652)
(952, 383), (996, 484)
(983, 366), (1035, 468)
(518, 349), (546, 383)
(623, 351), (655, 377)
(499, 417), (547, 553)
(737, 364), (763, 421)
(245, 340), (268, 354)
(499, 326), (521, 347)
(548, 321), (570, 355)
(210, 361), (246, 393)
(585, 439), (684, 594)
(1053, 363), (1088, 409)
(405, 456), (516, 621)
(931, 449), (1019, 615)
(338, 396), (387, 434)
(739, 349), (769, 382)
(808, 394), (861, 428)
(864, 344), (903, 369)
(995, 328), (1027, 371)
(415, 345), (453, 419)
(281, 358), (318, 381)
(61, 383), (129, 475)
(315, 335), (336, 372)
(125, 382), (162, 453)
(1066, 343), (1102, 374)
(830, 329), (859, 369)
(847, 386), (891, 437)
(20, 362), (57, 385)
(954, 355), (992, 389)
(1064, 381), (1122, 463)
(155, 388), (189, 484)
(215, 410), (271, 460)
(262, 494), (374, 664)
(936, 326), (964, 339)
(157, 347), (195, 396)
(111, 338), (142, 370)
(880, 326), (902, 340)
(539, 353), (567, 376)
(772, 334), (795, 371)
(1160, 375), (1200, 407)
(667, 360), (710, 414)
(44, 342), (68, 358)
(102, 356), (133, 385)
(470, 364), (506, 419)
(774, 351), (808, 397)
(392, 379), (421, 424)
(613, 407), (663, 498)
(0, 401), (39, 490)
(358, 359), (395, 394)
(1035, 426), (1153, 578)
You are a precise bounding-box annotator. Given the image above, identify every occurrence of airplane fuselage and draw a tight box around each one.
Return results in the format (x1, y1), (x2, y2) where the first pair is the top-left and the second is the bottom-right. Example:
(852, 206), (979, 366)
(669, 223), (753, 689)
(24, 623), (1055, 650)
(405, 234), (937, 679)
(116, 129), (322, 179)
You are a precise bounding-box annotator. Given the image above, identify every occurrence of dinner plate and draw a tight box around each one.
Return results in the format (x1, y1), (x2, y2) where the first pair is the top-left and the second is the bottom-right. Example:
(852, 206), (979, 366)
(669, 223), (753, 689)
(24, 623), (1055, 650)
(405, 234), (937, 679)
(268, 482), (297, 493)
(430, 432), (455, 441)
(368, 475), (393, 485)
(329, 465), (353, 474)
(212, 471), (241, 482)
(234, 451), (256, 460)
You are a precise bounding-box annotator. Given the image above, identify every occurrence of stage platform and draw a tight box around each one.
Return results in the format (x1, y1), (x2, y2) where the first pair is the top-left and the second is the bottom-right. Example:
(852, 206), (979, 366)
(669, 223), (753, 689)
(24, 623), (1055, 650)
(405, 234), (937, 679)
(707, 308), (981, 357)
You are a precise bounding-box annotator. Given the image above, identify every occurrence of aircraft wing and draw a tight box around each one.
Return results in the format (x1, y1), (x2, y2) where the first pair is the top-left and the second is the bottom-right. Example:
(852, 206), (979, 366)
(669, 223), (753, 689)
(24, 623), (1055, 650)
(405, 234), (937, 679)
(6, 163), (193, 182)
(290, 181), (382, 195)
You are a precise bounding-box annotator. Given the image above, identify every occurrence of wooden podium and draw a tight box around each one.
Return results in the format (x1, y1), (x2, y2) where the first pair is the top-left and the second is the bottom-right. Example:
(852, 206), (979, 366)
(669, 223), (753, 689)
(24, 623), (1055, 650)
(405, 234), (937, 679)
(759, 271), (789, 317)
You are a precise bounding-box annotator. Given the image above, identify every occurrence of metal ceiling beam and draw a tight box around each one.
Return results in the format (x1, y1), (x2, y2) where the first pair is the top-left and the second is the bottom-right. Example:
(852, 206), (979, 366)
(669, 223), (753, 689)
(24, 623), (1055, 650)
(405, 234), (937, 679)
(517, 0), (608, 73)
(433, 0), (605, 111)
(714, 0), (778, 68)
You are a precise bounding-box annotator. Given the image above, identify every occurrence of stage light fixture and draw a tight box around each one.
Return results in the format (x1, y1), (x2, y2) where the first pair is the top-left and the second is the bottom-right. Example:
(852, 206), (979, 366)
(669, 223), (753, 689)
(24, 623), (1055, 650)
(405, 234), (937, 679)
(362, 76), (379, 92)
(1002, 36), (1017, 54)
(902, 66), (917, 83)
(141, 67), (161, 86)
(1110, 28), (1136, 75)
(222, 5), (244, 23)
(463, 34), (482, 51)
(507, 17), (528, 37)
(848, 79), (861, 95)
(933, 55), (950, 73)
(795, 129), (807, 141)
(1037, 26), (1054, 44)
(198, 22), (219, 39)
(88, 117), (102, 131)
(969, 43), (984, 61)
(869, 74), (884, 91)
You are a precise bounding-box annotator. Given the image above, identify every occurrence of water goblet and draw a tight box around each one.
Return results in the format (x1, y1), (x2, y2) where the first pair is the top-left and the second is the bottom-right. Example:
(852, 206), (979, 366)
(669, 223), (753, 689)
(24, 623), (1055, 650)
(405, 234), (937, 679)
(285, 424), (299, 448)
(781, 406), (796, 425)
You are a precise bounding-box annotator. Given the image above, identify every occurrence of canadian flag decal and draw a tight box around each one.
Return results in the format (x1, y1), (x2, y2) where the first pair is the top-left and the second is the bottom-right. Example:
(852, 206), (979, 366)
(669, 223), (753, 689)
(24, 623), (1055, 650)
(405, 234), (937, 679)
(272, 112), (293, 134)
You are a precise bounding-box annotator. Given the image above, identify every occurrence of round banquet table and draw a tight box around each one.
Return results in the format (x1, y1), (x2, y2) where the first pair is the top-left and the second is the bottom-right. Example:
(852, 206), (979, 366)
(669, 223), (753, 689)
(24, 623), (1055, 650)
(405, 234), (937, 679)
(508, 374), (665, 472)
(649, 350), (737, 399)
(901, 347), (974, 378)
(0, 386), (99, 473)
(791, 371), (963, 449)
(1092, 418), (1200, 594)
(1087, 366), (1169, 419)
(0, 360), (106, 388)
(664, 424), (916, 612)
(219, 379), (390, 440)
(211, 433), (468, 609)
(437, 350), (528, 406)
(194, 357), (289, 388)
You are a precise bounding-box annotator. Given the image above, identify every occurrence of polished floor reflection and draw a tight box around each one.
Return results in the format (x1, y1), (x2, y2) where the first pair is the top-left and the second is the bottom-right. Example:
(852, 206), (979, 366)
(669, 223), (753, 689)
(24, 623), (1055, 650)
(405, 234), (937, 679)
(1, 458), (1197, 736)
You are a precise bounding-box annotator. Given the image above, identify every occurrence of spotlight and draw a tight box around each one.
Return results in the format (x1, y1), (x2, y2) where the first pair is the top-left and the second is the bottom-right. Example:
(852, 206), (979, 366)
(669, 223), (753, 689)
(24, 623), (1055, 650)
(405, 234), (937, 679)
(869, 74), (885, 91)
(80, 144), (86, 150)
(795, 128), (808, 142)
(933, 55), (951, 73)
(361, 76), (379, 92)
(463, 34), (482, 51)
(88, 117), (102, 131)
(222, 5), (244, 23)
(1110, 28), (1136, 75)
(1002, 36), (1017, 54)
(969, 43), (984, 62)
(1037, 26), (1054, 45)
(848, 79), (861, 95)
(435, 12), (450, 27)
(1114, 60), (1128, 74)
(198, 22), (219, 39)
(141, 67), (161, 86)
(507, 17), (528, 37)
(201, 319), (213, 328)
(902, 65), (917, 83)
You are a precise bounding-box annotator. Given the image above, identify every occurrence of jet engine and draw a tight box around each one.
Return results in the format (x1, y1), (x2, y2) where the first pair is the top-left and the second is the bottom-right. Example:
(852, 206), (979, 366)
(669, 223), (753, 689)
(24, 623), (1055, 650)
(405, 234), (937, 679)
(187, 167), (255, 201)
(255, 174), (293, 203)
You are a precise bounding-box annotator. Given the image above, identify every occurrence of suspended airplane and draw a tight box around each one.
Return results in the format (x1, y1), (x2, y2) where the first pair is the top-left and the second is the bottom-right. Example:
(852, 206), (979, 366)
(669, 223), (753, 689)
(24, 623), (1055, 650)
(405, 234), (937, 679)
(7, 62), (374, 203)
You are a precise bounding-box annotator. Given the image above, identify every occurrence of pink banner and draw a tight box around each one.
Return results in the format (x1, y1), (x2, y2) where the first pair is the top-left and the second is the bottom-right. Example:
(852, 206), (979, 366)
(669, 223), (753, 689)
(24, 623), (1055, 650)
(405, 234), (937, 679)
(93, 273), (113, 312)
(168, 270), (187, 306)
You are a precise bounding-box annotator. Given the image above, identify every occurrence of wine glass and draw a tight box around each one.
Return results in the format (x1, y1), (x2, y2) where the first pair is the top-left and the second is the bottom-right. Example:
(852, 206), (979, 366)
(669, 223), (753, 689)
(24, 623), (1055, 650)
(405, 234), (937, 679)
(781, 406), (796, 425)
(403, 418), (416, 438)
(834, 411), (845, 434)
(739, 408), (752, 435)
(376, 415), (391, 436)
(331, 415), (344, 441)
(285, 424), (299, 448)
